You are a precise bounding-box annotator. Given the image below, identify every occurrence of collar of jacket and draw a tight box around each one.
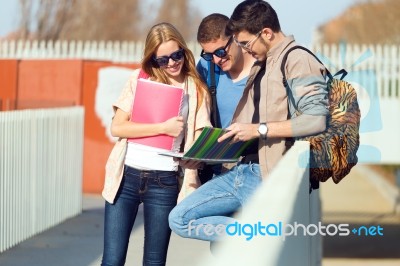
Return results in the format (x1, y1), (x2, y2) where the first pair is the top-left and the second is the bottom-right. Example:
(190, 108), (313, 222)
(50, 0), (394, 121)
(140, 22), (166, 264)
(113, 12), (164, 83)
(266, 35), (296, 61)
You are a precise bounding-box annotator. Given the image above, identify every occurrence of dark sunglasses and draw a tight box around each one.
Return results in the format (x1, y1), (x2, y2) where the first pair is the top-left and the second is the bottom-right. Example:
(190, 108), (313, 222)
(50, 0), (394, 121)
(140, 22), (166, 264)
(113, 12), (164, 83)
(153, 49), (185, 67)
(200, 36), (233, 61)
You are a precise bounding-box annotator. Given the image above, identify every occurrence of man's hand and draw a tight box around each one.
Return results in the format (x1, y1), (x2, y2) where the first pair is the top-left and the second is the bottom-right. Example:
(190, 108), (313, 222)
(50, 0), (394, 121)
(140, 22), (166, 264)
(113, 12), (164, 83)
(218, 123), (259, 143)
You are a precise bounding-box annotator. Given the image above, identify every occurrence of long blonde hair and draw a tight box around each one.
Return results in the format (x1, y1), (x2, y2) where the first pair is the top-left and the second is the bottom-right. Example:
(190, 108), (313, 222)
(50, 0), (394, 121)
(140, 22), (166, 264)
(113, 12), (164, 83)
(141, 22), (209, 109)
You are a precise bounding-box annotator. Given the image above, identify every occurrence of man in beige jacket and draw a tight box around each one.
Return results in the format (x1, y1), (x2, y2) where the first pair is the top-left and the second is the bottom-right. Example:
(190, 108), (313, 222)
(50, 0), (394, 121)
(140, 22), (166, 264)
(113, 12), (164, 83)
(169, 0), (329, 242)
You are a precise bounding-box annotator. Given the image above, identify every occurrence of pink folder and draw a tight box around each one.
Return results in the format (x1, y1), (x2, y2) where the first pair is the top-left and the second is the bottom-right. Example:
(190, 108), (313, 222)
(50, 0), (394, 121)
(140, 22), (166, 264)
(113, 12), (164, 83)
(128, 78), (183, 150)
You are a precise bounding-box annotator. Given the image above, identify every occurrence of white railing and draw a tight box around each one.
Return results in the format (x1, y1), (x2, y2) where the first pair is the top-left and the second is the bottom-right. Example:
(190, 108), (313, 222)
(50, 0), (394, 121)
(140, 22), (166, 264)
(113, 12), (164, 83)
(312, 43), (400, 99)
(198, 141), (321, 266)
(1, 40), (398, 98)
(0, 39), (202, 63)
(0, 39), (398, 163)
(0, 107), (84, 253)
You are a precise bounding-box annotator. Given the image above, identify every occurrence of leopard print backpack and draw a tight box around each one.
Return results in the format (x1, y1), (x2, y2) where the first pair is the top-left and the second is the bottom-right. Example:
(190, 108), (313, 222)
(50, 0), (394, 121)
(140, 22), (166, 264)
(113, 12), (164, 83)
(281, 46), (361, 185)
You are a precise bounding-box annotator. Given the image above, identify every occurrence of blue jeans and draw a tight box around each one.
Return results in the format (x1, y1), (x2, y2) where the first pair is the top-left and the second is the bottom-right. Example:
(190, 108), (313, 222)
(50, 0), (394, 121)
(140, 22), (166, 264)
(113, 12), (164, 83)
(102, 165), (178, 266)
(168, 163), (262, 242)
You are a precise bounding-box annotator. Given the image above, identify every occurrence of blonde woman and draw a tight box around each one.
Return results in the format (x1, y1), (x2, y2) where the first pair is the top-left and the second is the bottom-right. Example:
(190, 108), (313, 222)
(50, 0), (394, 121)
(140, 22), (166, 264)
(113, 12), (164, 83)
(101, 22), (210, 266)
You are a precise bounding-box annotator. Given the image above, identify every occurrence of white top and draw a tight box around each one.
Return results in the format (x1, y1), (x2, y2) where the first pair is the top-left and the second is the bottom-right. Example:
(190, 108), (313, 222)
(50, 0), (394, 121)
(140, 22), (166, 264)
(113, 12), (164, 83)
(124, 93), (189, 171)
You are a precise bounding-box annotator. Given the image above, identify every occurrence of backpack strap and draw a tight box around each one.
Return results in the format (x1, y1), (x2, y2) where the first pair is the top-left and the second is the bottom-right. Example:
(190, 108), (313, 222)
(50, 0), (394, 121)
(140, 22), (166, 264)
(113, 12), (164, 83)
(207, 61), (221, 127)
(281, 45), (348, 87)
(280, 46), (331, 193)
(332, 69), (348, 80)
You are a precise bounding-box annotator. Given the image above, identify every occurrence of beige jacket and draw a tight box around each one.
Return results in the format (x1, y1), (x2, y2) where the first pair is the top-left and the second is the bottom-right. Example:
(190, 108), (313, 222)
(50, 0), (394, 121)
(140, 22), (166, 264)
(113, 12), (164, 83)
(232, 36), (329, 179)
(102, 69), (211, 203)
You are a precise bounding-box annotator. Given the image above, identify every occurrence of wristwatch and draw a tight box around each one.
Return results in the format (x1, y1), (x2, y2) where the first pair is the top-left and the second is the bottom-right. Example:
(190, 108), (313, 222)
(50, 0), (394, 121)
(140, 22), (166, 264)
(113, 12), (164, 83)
(258, 123), (268, 140)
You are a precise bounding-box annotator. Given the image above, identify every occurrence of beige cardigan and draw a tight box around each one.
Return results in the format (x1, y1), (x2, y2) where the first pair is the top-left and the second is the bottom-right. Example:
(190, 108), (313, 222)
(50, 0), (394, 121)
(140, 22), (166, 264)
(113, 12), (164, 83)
(102, 69), (211, 203)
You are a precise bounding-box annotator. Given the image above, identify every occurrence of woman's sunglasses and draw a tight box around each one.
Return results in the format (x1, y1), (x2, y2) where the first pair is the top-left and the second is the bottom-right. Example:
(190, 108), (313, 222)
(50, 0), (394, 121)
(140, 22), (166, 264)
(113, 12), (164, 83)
(200, 36), (233, 61)
(153, 49), (185, 67)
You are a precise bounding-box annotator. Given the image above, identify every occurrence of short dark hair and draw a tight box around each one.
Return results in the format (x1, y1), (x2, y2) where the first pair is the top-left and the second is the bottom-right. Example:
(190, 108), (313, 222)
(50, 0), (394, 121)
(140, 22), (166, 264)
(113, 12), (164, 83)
(226, 0), (281, 36)
(197, 13), (230, 43)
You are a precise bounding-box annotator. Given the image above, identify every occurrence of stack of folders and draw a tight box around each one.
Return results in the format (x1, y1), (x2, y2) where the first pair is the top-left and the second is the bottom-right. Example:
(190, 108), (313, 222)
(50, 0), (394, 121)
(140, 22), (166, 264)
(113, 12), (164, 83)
(159, 127), (256, 163)
(128, 78), (184, 150)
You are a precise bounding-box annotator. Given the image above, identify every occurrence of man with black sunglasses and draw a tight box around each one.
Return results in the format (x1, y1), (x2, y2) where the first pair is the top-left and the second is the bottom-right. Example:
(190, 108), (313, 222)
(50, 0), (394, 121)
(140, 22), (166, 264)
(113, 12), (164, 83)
(169, 0), (329, 244)
(195, 13), (255, 183)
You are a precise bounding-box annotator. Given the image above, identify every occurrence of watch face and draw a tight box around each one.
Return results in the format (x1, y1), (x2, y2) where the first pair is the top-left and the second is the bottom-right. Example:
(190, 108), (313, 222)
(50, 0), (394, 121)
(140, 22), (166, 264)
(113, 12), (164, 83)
(258, 124), (268, 135)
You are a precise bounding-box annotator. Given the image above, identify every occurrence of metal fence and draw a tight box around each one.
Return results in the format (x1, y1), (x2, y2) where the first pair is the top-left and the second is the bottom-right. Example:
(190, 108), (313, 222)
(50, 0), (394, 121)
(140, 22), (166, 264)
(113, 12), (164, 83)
(0, 39), (202, 63)
(0, 40), (399, 98)
(0, 107), (84, 253)
(312, 43), (400, 99)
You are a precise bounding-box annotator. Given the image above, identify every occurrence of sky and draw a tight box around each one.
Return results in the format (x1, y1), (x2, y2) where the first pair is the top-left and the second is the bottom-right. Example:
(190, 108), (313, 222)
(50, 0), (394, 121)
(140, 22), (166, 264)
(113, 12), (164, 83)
(191, 0), (364, 45)
(0, 0), (364, 46)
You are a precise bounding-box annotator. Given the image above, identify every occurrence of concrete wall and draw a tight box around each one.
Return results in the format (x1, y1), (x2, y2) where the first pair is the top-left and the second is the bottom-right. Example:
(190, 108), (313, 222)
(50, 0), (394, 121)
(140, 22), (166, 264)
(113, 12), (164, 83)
(198, 141), (322, 266)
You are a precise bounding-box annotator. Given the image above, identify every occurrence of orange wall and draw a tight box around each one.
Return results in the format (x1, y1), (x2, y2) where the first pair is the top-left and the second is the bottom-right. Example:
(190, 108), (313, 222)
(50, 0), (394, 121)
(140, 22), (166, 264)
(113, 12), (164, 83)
(0, 59), (140, 194)
(0, 60), (18, 110)
(17, 60), (83, 108)
(81, 61), (139, 193)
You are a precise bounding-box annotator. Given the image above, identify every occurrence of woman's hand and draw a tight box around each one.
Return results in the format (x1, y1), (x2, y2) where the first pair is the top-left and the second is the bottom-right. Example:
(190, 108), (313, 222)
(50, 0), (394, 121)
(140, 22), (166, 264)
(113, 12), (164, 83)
(111, 109), (184, 139)
(179, 159), (203, 170)
(162, 116), (184, 137)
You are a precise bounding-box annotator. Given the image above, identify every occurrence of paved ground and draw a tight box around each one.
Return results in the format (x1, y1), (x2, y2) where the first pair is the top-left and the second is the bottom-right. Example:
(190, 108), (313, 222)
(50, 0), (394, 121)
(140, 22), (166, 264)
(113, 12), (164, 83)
(320, 165), (400, 266)
(0, 164), (399, 265)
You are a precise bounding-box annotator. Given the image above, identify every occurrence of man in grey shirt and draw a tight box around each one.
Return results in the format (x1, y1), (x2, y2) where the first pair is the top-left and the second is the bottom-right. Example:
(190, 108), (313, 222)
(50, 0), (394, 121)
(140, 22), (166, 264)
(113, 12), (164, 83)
(169, 0), (329, 242)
